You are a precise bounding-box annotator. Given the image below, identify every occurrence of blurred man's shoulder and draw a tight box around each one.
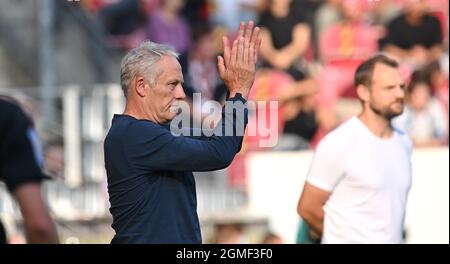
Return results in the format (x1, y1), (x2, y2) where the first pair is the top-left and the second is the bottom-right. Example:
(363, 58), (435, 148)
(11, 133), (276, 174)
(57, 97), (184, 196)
(393, 127), (413, 152)
(0, 96), (22, 114)
(318, 117), (358, 151)
(327, 117), (358, 139)
(0, 97), (29, 126)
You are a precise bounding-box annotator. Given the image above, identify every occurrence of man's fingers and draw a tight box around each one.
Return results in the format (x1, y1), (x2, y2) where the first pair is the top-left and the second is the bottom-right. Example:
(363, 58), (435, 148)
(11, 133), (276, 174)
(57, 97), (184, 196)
(230, 22), (259, 68)
(244, 39), (250, 67)
(230, 38), (238, 67)
(217, 56), (226, 79)
(245, 20), (254, 44)
(243, 21), (253, 67)
(254, 27), (262, 62)
(222, 36), (231, 67)
(237, 21), (245, 40)
(250, 26), (261, 46)
(249, 42), (256, 66)
(237, 37), (244, 66)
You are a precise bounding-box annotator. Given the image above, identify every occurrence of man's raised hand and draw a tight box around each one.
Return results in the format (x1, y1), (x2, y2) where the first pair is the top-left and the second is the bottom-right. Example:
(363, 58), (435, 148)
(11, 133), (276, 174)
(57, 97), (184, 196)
(217, 21), (262, 99)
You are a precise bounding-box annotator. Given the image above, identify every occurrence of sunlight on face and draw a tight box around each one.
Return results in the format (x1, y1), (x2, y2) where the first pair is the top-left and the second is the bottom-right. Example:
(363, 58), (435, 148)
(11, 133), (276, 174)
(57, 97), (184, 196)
(146, 56), (186, 123)
(368, 63), (406, 119)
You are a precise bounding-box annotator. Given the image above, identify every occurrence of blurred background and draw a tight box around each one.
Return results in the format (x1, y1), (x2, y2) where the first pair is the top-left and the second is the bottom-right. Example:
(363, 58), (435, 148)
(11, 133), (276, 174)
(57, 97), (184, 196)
(0, 0), (448, 244)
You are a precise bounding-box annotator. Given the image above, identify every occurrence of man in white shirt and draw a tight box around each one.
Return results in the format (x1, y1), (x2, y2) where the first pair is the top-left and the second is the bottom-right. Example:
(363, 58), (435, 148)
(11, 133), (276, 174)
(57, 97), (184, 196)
(297, 54), (413, 244)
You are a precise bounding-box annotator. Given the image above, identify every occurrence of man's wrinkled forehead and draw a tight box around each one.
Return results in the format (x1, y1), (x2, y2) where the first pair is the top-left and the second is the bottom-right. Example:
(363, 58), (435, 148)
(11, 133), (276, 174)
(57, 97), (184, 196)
(154, 56), (183, 77)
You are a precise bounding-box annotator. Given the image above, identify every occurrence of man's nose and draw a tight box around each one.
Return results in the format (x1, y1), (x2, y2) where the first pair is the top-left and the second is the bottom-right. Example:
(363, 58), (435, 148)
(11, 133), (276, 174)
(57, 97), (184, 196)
(396, 86), (406, 99)
(175, 84), (186, 100)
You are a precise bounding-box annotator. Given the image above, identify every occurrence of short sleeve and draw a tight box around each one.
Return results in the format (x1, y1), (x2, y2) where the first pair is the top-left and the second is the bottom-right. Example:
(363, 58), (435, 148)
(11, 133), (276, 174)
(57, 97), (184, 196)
(385, 17), (403, 47)
(306, 133), (346, 192)
(427, 15), (443, 47)
(0, 102), (46, 192)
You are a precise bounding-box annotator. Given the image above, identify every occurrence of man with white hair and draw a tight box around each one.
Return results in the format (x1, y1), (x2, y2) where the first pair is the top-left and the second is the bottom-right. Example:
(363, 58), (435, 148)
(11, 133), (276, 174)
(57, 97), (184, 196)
(104, 21), (261, 243)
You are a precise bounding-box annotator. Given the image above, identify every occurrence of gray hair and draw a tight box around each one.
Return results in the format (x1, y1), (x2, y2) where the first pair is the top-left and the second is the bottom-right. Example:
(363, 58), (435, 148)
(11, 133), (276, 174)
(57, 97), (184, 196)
(120, 41), (179, 98)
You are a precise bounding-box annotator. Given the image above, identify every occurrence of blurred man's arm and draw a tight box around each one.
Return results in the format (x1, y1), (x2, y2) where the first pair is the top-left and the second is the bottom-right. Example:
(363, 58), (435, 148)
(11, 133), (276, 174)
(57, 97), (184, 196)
(429, 44), (444, 61)
(259, 23), (310, 70)
(0, 99), (59, 244)
(297, 183), (330, 237)
(384, 14), (443, 64)
(296, 134), (345, 238)
(384, 44), (443, 64)
(13, 182), (59, 244)
(383, 44), (410, 60)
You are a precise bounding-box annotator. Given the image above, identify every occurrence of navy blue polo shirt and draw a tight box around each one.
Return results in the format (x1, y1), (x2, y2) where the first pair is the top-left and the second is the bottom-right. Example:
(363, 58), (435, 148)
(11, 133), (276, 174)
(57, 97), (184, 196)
(104, 94), (248, 244)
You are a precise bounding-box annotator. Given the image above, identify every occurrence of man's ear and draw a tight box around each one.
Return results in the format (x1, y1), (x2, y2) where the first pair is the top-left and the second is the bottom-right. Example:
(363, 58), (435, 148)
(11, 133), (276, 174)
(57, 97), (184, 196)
(134, 76), (147, 97)
(356, 84), (370, 103)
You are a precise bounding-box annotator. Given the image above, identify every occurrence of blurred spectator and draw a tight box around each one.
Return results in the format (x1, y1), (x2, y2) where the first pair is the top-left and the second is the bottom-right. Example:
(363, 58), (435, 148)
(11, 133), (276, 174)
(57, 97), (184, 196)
(244, 70), (293, 152)
(182, 0), (210, 26)
(147, 0), (192, 54)
(319, 0), (377, 63)
(426, 0), (449, 43)
(244, 69), (318, 151)
(394, 76), (448, 147)
(210, 0), (266, 31)
(259, 0), (311, 81)
(382, 0), (444, 68)
(185, 23), (221, 101)
(274, 83), (320, 150)
(211, 223), (248, 244)
(315, 0), (341, 48)
(0, 97), (59, 244)
(257, 0), (322, 147)
(423, 60), (449, 111)
(262, 231), (284, 244)
(368, 0), (402, 26)
(89, 0), (154, 51)
(316, 0), (379, 132)
(181, 23), (227, 124)
(98, 0), (144, 36)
